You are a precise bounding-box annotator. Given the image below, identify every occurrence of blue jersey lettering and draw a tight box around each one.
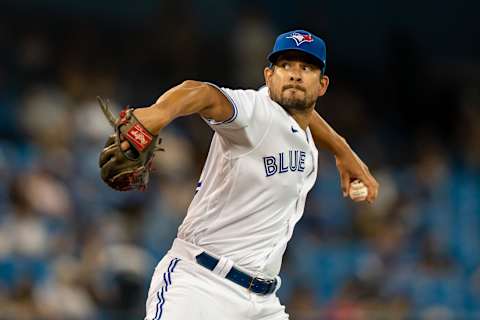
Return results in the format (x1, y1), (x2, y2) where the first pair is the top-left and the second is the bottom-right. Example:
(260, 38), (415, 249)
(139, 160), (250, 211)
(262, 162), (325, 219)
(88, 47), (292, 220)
(298, 151), (306, 172)
(279, 152), (288, 173)
(263, 156), (278, 176)
(264, 150), (307, 177)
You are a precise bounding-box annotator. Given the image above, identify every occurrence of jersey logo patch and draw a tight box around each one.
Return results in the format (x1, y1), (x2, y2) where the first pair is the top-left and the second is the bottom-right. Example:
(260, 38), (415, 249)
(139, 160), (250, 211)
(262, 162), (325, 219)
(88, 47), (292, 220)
(291, 126), (298, 133)
(286, 32), (314, 46)
(263, 150), (306, 177)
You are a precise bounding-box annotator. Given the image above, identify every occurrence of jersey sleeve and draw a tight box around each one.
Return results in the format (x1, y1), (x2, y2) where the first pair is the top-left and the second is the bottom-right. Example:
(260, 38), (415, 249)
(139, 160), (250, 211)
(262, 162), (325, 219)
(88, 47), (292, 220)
(202, 83), (269, 148)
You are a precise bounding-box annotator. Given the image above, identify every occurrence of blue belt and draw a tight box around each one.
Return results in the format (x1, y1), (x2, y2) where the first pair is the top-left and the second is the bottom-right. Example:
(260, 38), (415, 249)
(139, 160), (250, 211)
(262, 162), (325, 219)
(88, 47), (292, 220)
(195, 252), (277, 295)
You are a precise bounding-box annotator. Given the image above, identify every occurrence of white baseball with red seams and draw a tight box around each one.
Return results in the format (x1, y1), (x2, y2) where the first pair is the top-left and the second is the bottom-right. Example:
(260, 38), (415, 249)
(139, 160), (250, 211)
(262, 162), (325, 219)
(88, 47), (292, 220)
(349, 179), (368, 201)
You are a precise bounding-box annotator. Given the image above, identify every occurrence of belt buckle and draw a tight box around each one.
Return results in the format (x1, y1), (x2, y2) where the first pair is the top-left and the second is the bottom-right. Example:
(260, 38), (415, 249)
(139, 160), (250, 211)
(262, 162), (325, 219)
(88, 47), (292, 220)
(249, 277), (276, 294)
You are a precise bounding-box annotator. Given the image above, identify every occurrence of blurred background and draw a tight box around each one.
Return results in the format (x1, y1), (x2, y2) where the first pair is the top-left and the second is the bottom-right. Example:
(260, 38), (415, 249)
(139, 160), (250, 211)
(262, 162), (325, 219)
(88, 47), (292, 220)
(0, 0), (479, 319)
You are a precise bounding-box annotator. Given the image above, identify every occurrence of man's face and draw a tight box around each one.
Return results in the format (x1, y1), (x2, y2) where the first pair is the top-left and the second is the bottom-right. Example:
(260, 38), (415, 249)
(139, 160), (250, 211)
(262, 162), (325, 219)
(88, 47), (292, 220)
(264, 51), (329, 111)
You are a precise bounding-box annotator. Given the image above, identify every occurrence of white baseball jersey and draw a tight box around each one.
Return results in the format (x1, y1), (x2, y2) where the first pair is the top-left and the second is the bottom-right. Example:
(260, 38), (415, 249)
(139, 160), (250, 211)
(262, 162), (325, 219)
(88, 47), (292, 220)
(177, 84), (318, 278)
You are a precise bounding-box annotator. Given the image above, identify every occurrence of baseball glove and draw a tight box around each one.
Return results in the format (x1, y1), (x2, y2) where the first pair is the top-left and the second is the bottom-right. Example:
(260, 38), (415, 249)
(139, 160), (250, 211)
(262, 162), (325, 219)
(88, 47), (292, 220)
(97, 97), (162, 191)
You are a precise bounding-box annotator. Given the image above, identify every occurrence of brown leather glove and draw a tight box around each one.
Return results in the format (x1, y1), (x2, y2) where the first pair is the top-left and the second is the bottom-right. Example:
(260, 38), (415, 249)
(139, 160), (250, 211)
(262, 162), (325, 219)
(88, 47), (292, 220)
(97, 97), (162, 191)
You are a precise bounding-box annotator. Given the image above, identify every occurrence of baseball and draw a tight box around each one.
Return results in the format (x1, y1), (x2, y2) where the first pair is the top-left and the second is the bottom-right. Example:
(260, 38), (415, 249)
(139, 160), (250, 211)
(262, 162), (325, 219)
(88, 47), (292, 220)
(349, 179), (368, 202)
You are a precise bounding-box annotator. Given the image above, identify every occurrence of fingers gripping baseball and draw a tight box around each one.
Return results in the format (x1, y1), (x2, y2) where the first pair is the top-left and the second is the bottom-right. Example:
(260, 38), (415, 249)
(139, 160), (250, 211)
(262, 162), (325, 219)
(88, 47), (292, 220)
(348, 179), (369, 202)
(335, 154), (379, 203)
(348, 173), (379, 203)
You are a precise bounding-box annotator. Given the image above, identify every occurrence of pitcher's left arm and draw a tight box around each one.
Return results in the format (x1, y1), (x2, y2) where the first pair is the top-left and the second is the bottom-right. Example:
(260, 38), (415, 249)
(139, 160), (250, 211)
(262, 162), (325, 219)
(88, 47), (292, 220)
(309, 110), (379, 203)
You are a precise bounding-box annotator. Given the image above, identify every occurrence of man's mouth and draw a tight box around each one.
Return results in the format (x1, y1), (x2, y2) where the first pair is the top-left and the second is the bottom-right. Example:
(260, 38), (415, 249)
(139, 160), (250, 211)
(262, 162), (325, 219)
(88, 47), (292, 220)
(283, 85), (306, 92)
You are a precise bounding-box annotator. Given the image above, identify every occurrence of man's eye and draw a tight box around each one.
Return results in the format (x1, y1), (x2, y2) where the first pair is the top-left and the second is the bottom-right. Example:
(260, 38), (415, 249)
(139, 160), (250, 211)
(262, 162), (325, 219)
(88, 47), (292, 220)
(303, 65), (312, 72)
(282, 63), (290, 69)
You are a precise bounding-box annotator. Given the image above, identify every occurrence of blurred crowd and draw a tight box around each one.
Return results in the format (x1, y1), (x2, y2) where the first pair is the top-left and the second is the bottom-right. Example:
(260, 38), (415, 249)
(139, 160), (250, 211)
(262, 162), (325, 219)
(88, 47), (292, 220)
(1, 1), (480, 319)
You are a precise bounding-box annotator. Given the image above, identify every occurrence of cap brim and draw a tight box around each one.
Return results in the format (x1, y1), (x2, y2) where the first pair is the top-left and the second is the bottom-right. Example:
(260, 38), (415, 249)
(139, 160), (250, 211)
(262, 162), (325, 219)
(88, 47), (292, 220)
(267, 48), (325, 71)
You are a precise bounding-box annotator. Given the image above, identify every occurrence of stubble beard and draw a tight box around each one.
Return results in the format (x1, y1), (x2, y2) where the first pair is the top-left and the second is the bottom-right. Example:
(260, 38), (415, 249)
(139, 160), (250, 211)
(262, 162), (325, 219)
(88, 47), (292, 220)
(278, 95), (308, 110)
(271, 86), (316, 111)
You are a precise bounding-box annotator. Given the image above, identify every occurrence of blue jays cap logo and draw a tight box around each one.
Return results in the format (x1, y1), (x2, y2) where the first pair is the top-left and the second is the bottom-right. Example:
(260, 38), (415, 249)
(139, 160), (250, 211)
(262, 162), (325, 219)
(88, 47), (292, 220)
(286, 32), (314, 46)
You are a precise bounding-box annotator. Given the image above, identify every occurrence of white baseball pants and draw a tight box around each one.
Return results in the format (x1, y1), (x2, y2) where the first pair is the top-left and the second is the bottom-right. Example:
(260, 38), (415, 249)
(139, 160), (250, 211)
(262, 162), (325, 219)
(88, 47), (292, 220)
(144, 238), (289, 320)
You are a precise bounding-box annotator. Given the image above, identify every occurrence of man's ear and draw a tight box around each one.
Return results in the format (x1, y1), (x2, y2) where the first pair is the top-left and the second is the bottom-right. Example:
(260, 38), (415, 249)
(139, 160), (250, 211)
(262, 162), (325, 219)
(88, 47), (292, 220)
(318, 75), (329, 97)
(264, 66), (274, 87)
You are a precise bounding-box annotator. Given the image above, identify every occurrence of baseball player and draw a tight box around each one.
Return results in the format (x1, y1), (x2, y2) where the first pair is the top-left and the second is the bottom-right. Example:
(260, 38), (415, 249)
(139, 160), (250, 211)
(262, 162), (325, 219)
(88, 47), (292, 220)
(98, 29), (379, 319)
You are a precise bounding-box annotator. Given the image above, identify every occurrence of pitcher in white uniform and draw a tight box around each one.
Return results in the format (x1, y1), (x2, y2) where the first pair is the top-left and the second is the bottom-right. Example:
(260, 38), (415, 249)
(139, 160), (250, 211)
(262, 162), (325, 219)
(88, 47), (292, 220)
(128, 29), (378, 320)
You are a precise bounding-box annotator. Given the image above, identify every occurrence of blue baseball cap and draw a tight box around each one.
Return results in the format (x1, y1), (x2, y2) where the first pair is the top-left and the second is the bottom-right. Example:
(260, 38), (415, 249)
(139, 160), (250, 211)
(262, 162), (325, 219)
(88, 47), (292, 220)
(267, 30), (327, 73)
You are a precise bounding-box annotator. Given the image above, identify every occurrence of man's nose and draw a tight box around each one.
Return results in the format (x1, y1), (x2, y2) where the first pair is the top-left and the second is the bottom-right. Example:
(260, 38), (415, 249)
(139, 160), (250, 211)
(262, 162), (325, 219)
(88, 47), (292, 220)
(288, 67), (302, 82)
